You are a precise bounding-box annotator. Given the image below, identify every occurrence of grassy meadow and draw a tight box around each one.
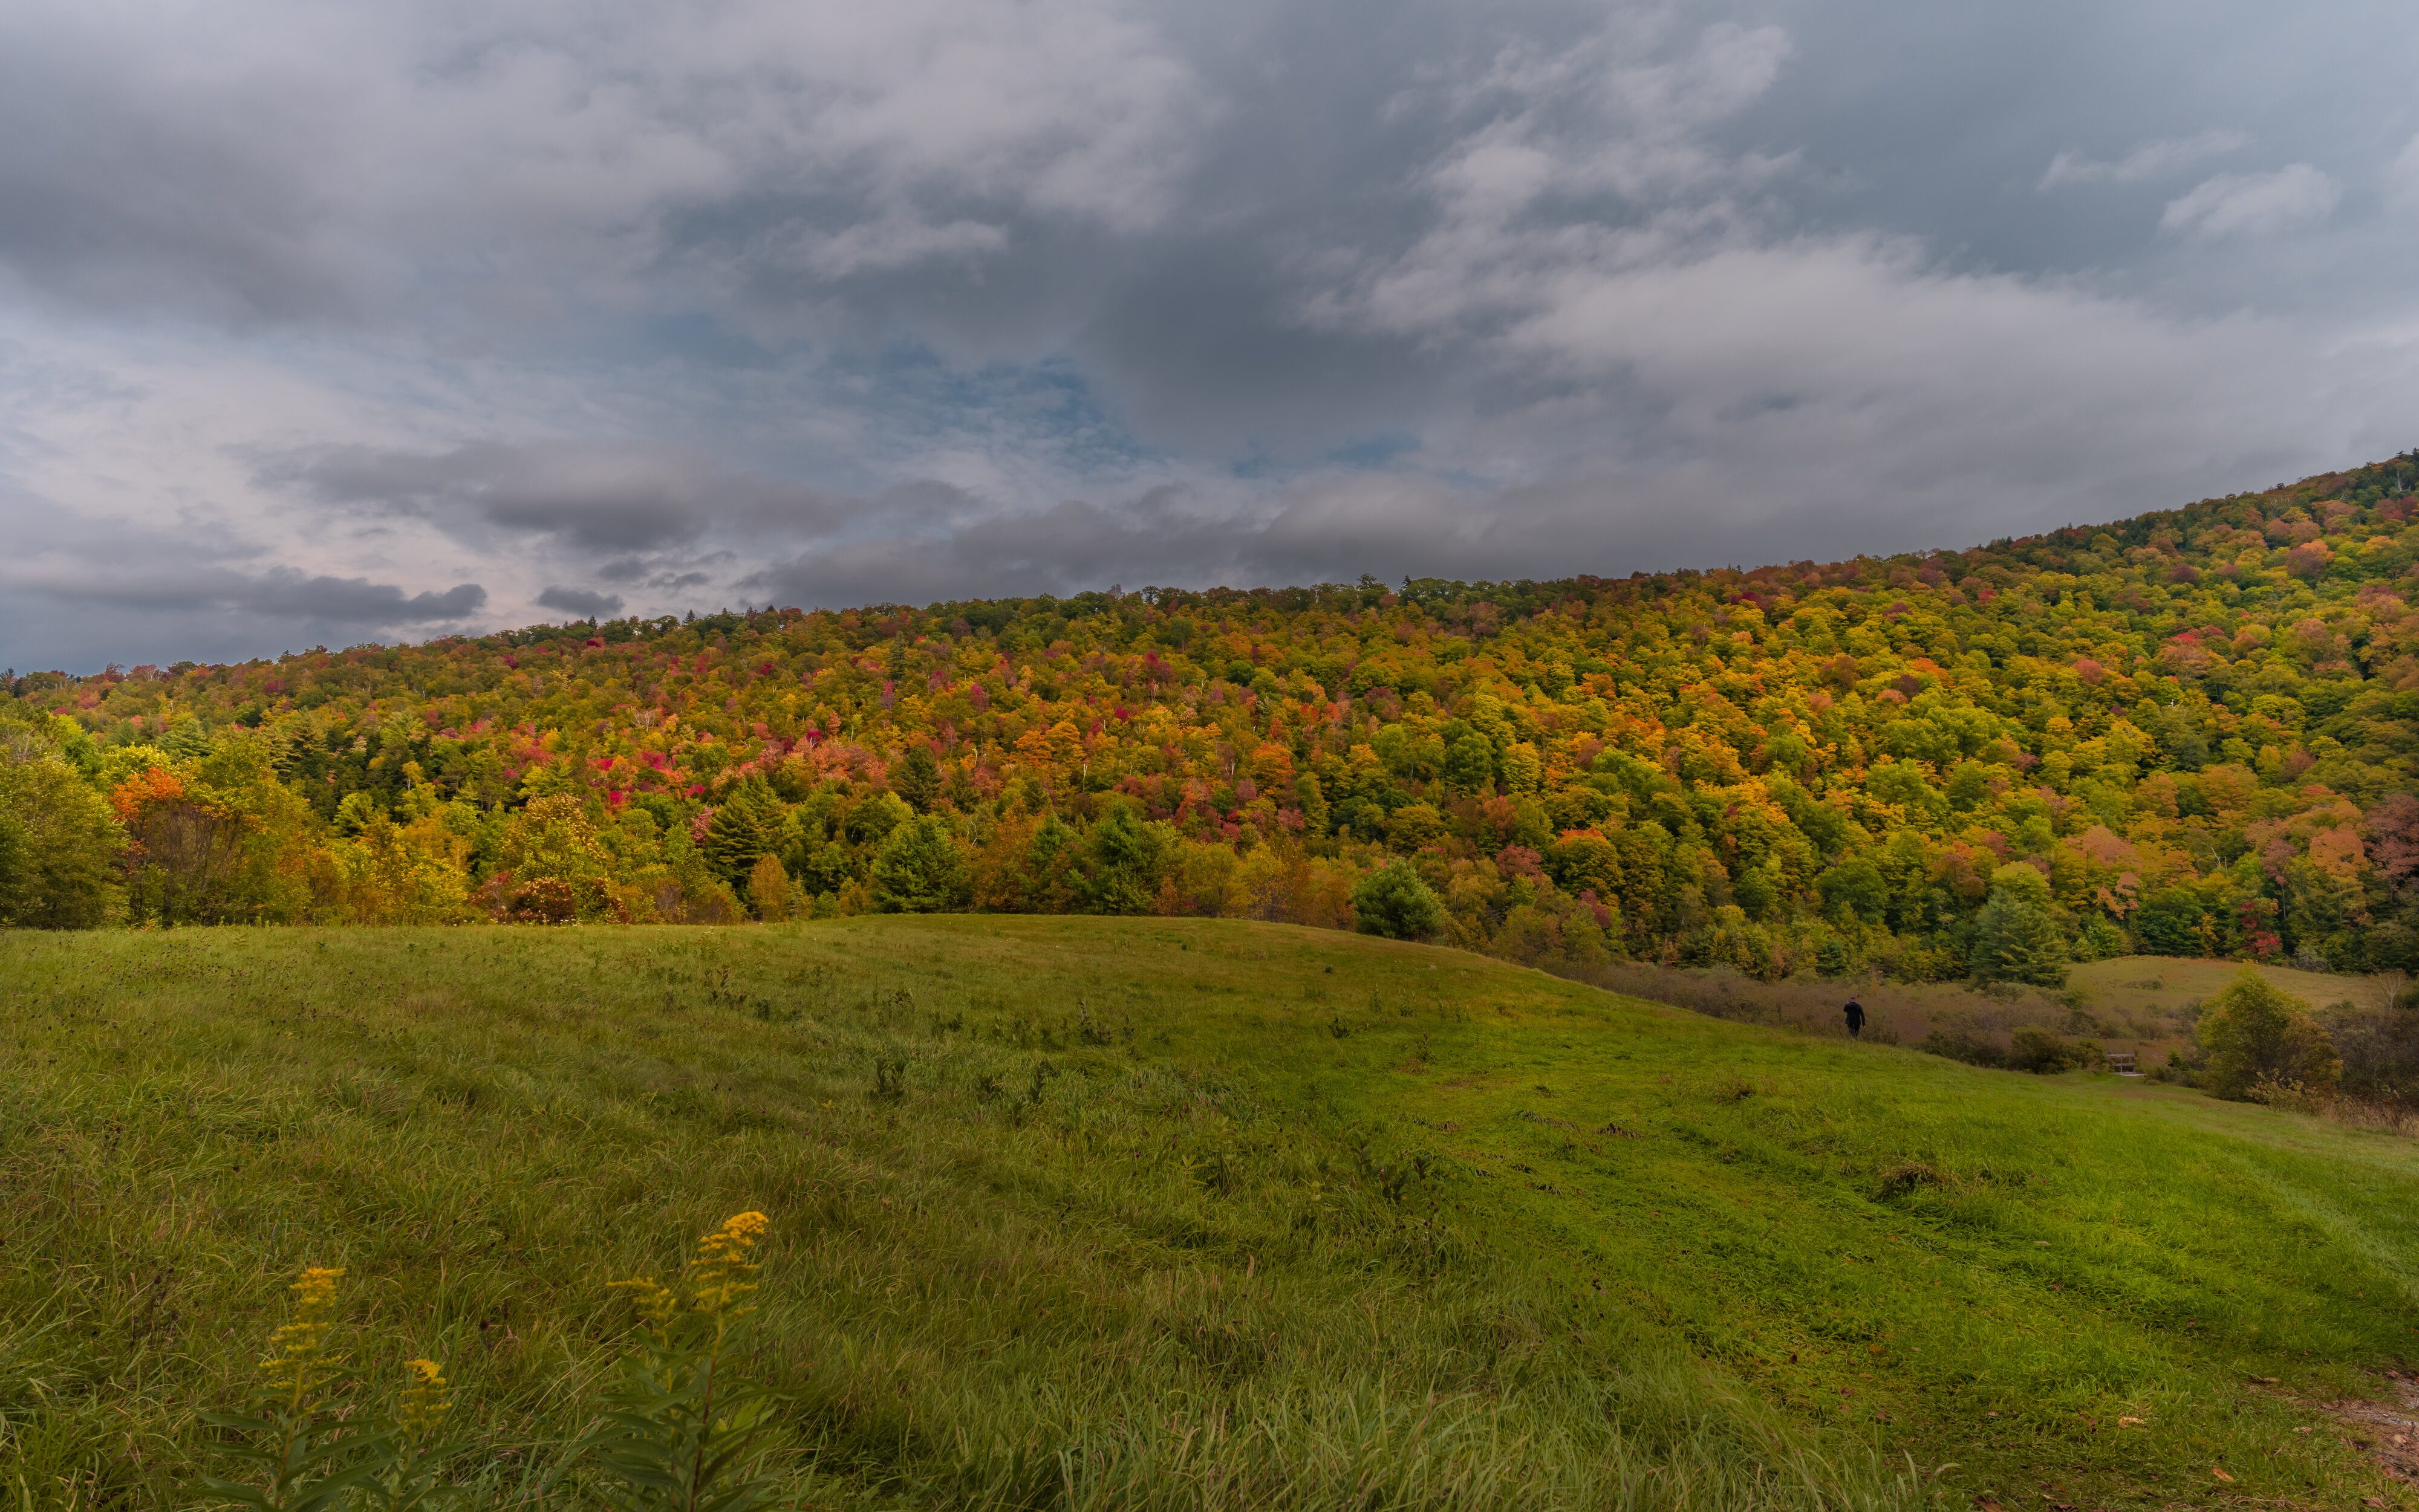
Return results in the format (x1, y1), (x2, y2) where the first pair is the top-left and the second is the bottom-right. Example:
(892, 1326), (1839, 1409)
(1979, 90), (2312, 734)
(2066, 955), (2405, 1020)
(1578, 953), (2410, 1069)
(1, 919), (2415, 1510)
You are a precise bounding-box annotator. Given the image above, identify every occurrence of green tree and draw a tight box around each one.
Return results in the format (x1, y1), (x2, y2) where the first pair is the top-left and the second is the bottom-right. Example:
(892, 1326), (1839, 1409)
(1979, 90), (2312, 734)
(1352, 860), (1445, 941)
(2133, 885), (2215, 956)
(893, 747), (941, 813)
(777, 796), (854, 895)
(1817, 857), (1889, 924)
(2198, 969), (2340, 1100)
(844, 791), (914, 848)
(1443, 734), (1496, 794)
(1968, 863), (2067, 986)
(701, 775), (783, 885)
(871, 814), (970, 913)
(0, 754), (125, 928)
(1018, 812), (1080, 913)
(1072, 802), (1173, 915)
(498, 793), (615, 919)
(1293, 771), (1330, 836)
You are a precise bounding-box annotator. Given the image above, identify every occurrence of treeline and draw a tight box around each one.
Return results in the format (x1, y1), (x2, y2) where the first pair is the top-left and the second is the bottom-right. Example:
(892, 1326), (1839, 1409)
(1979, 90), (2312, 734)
(3, 456), (2415, 984)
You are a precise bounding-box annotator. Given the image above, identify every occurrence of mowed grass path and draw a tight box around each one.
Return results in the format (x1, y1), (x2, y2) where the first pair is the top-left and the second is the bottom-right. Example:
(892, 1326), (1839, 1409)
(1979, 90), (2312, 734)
(0, 919), (2412, 1510)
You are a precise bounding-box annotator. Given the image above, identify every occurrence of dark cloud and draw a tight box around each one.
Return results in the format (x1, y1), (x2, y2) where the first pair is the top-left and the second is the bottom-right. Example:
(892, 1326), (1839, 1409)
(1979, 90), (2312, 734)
(0, 20), (357, 320)
(0, 559), (487, 669)
(535, 585), (627, 618)
(261, 442), (848, 553)
(4, 0), (2418, 670)
(11, 565), (485, 623)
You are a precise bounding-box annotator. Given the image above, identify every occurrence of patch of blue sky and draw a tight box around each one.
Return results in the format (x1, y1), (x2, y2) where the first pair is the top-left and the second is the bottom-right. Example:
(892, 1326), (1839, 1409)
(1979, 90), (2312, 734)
(840, 343), (1166, 478)
(1229, 429), (1422, 480)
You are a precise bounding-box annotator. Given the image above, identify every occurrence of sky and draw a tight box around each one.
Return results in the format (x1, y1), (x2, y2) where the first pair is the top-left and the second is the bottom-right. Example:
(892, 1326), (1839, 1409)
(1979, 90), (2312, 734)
(3, 0), (2416, 671)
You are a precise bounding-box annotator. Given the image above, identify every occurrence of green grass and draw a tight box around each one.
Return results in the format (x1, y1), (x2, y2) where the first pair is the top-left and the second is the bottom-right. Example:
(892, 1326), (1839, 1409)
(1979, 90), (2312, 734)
(2067, 953), (2406, 1019)
(1, 918), (2414, 1510)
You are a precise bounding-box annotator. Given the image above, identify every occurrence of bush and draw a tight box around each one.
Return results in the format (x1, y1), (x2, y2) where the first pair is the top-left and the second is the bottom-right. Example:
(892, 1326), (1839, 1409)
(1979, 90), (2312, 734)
(1916, 1025), (2005, 1068)
(2005, 1025), (2096, 1074)
(2321, 995), (2419, 1106)
(1352, 861), (1445, 941)
(503, 875), (581, 924)
(2196, 968), (2340, 1102)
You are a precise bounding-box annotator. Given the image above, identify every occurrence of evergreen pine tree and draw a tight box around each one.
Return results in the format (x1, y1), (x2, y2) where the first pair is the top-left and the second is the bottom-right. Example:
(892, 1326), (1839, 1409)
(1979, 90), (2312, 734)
(871, 815), (969, 913)
(1968, 863), (2068, 986)
(1352, 860), (1445, 940)
(894, 747), (940, 813)
(701, 776), (782, 886)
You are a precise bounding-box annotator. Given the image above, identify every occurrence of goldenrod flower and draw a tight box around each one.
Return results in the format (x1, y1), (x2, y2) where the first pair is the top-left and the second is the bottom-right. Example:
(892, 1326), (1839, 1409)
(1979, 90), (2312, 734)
(259, 1266), (347, 1407)
(686, 1212), (768, 1318)
(610, 1276), (680, 1331)
(399, 1357), (451, 1440)
(610, 1213), (770, 1332)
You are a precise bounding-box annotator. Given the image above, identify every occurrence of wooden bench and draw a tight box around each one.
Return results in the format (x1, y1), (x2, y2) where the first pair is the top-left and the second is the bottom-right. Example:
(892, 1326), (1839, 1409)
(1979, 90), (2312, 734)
(2105, 1051), (2141, 1077)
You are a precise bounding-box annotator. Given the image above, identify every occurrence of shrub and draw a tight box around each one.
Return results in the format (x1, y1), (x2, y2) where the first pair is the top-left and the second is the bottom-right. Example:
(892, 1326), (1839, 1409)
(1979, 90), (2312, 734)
(2005, 1025), (2095, 1074)
(503, 876), (581, 924)
(1916, 1026), (2005, 1068)
(2320, 994), (2419, 1107)
(2196, 969), (2340, 1102)
(1352, 861), (1445, 941)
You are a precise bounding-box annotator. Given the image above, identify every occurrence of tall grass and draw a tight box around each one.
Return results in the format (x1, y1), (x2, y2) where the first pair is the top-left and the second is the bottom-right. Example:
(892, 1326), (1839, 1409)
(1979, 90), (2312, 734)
(0, 922), (1929, 1512)
(0, 917), (2409, 1509)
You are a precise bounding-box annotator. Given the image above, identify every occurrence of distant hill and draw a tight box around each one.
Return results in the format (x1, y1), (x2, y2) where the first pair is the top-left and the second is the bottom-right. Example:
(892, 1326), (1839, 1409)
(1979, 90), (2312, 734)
(3, 457), (2414, 980)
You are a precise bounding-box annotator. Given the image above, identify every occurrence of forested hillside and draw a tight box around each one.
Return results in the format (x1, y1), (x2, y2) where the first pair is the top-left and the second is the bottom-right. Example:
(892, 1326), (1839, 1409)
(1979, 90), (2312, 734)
(4, 458), (2415, 981)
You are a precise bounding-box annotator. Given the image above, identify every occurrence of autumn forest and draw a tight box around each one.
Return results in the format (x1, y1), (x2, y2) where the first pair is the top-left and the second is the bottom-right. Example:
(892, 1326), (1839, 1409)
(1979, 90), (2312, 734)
(3, 457), (2415, 988)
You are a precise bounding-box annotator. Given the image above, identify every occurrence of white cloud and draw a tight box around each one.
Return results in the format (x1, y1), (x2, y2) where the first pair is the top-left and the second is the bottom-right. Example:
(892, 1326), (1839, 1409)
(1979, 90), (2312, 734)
(2038, 129), (2247, 189)
(2160, 164), (2340, 239)
(7, 0), (2419, 669)
(0, 0), (1210, 319)
(1298, 21), (2411, 542)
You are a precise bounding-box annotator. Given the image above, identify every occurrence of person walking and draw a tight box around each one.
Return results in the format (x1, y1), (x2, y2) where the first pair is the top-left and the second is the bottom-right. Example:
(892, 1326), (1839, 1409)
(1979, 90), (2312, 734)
(1843, 999), (1867, 1040)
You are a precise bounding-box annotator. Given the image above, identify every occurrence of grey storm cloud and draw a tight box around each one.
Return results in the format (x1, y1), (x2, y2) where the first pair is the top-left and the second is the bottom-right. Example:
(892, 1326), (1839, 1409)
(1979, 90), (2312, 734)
(4, 0), (2419, 670)
(0, 550), (489, 669)
(536, 585), (628, 619)
(7, 565), (486, 624)
(265, 443), (850, 553)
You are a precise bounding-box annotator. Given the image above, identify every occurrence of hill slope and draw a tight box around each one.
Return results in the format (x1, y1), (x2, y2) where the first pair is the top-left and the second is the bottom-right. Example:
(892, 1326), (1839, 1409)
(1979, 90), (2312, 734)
(3, 918), (2414, 1508)
(2, 456), (2416, 978)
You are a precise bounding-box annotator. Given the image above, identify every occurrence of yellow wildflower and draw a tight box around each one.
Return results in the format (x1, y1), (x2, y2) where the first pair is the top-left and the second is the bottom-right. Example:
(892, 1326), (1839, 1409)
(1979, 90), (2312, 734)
(399, 1358), (451, 1440)
(259, 1266), (347, 1407)
(610, 1276), (680, 1331)
(686, 1212), (768, 1317)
